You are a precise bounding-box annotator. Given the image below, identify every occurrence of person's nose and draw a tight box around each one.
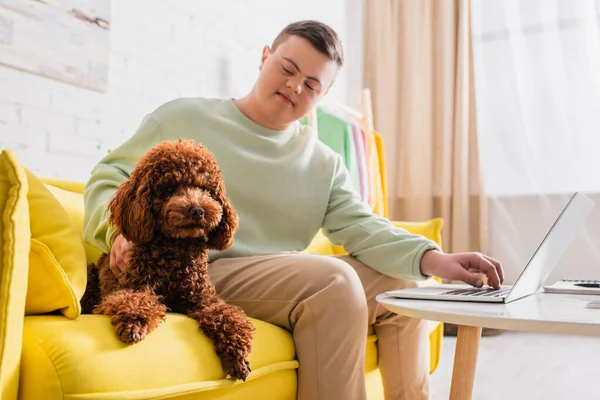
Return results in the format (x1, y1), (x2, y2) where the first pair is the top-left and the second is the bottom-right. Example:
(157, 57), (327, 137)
(286, 76), (303, 95)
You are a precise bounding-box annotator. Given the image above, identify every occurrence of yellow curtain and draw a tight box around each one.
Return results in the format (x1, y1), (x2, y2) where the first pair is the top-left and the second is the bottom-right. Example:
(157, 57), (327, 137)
(363, 0), (488, 254)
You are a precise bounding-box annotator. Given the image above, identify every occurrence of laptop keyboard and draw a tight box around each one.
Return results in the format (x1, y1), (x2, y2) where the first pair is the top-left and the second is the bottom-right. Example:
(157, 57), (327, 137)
(440, 287), (511, 298)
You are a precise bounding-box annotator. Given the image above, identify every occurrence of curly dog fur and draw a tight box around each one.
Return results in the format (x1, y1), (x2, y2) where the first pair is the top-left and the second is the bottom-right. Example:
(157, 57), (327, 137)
(80, 139), (254, 381)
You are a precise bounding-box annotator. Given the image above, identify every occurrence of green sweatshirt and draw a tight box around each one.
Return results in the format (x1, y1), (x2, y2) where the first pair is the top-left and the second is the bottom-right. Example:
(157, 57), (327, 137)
(83, 98), (440, 280)
(300, 107), (361, 195)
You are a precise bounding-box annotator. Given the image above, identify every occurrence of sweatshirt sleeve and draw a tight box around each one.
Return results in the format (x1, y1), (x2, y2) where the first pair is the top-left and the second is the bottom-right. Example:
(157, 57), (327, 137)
(321, 155), (441, 281)
(83, 115), (164, 253)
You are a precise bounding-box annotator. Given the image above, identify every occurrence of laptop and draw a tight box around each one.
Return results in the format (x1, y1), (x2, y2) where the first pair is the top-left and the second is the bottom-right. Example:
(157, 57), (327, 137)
(384, 192), (596, 304)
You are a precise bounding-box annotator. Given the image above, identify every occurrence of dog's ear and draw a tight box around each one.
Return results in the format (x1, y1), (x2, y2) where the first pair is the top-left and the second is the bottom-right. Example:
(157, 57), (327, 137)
(206, 182), (238, 251)
(108, 178), (155, 244)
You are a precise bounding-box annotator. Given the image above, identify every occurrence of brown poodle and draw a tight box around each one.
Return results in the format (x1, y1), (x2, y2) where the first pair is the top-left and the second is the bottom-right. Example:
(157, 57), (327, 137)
(80, 139), (254, 381)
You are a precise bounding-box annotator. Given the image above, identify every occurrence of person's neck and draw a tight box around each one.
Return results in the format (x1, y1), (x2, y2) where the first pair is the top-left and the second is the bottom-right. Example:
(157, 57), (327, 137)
(233, 93), (291, 131)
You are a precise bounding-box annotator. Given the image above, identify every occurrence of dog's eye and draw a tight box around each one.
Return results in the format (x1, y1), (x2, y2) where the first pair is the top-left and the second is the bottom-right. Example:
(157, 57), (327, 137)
(164, 186), (175, 194)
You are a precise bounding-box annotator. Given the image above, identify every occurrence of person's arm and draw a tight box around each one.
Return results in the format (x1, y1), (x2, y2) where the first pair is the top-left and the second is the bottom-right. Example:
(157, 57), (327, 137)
(83, 115), (164, 253)
(321, 155), (440, 281)
(322, 155), (504, 288)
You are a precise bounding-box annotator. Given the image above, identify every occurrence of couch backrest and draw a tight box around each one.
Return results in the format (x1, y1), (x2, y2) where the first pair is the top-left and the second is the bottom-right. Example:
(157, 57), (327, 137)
(41, 179), (104, 265)
(39, 179), (443, 259)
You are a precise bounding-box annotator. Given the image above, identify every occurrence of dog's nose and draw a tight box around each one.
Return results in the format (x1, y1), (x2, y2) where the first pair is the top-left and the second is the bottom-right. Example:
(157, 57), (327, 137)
(189, 206), (204, 220)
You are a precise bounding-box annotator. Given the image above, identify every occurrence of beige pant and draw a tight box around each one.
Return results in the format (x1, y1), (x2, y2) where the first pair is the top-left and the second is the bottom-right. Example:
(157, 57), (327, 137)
(208, 252), (430, 400)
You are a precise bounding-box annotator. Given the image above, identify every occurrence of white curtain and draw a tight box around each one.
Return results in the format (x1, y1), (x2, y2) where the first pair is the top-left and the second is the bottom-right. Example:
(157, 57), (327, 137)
(471, 0), (600, 284)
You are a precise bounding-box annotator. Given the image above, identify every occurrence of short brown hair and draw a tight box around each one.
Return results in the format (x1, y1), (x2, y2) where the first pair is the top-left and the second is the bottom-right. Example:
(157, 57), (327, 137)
(272, 20), (344, 68)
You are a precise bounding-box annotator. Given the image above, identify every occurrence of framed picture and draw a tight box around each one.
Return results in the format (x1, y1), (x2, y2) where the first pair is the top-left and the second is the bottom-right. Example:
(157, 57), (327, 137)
(0, 0), (110, 92)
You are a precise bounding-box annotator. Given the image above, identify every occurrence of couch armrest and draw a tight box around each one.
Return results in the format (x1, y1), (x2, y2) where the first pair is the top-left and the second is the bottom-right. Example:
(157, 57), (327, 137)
(0, 150), (31, 400)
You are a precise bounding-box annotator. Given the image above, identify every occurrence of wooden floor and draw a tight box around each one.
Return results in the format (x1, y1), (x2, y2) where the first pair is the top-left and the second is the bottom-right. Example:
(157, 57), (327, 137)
(430, 331), (600, 400)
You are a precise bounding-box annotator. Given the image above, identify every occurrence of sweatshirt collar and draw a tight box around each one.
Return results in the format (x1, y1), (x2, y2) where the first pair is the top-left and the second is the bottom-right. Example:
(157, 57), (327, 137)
(226, 99), (299, 139)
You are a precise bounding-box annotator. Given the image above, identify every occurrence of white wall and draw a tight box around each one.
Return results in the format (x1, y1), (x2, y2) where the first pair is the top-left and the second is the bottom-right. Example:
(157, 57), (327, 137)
(0, 0), (363, 181)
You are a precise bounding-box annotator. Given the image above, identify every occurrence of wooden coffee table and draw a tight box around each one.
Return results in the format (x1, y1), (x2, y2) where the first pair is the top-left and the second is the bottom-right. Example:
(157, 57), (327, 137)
(376, 292), (600, 400)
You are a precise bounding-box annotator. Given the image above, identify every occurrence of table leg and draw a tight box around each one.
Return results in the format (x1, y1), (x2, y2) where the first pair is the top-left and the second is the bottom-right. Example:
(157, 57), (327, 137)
(449, 325), (482, 400)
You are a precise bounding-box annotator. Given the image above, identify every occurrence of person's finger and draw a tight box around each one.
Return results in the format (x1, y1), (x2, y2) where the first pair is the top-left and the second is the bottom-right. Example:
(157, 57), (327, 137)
(483, 254), (504, 284)
(117, 253), (127, 273)
(115, 249), (125, 273)
(109, 251), (121, 278)
(110, 248), (116, 269)
(474, 254), (501, 289)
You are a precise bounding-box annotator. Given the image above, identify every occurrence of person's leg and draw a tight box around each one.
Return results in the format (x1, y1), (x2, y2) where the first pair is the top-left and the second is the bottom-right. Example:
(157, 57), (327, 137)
(336, 255), (430, 400)
(208, 252), (369, 400)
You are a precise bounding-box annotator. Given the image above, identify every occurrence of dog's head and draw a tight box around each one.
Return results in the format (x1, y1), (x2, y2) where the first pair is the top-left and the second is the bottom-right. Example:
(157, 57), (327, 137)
(107, 139), (238, 250)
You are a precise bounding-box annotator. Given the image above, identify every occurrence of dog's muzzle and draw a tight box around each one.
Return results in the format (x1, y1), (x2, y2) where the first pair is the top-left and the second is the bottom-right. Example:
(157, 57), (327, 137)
(189, 206), (205, 220)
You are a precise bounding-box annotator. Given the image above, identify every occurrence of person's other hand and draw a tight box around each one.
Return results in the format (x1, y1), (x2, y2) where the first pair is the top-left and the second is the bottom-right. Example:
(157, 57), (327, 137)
(109, 234), (131, 280)
(419, 250), (504, 289)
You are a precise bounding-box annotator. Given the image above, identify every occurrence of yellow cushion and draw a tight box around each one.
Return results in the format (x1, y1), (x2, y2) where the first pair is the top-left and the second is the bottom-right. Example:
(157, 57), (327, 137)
(302, 229), (335, 255)
(365, 326), (378, 373)
(38, 178), (86, 194)
(392, 218), (443, 247)
(20, 315), (299, 400)
(328, 218), (443, 255)
(24, 169), (87, 319)
(43, 183), (104, 265)
(0, 150), (30, 400)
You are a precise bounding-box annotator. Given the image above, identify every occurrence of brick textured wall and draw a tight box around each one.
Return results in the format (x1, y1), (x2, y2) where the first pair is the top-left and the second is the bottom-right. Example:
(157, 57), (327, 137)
(0, 0), (362, 181)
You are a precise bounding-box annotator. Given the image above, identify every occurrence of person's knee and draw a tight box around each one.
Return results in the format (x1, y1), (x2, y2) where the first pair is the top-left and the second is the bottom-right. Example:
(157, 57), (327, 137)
(304, 255), (368, 322)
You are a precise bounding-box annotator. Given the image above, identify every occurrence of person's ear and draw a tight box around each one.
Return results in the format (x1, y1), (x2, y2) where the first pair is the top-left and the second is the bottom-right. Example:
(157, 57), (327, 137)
(259, 45), (271, 70)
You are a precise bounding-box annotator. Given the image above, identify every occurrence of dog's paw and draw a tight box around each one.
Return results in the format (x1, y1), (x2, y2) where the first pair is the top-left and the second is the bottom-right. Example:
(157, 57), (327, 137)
(115, 321), (148, 344)
(227, 320), (254, 381)
(222, 336), (253, 381)
(223, 355), (251, 381)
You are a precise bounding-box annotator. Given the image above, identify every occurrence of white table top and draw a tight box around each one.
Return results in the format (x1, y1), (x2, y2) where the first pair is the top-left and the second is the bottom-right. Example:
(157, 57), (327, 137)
(376, 292), (600, 336)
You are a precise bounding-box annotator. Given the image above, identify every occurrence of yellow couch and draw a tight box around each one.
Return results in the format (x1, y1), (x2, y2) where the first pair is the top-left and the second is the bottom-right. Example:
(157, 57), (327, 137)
(0, 149), (443, 400)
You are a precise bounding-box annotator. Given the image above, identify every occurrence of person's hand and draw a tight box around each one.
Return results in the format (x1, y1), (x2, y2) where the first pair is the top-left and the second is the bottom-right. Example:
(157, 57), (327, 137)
(109, 234), (131, 280)
(419, 250), (504, 289)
